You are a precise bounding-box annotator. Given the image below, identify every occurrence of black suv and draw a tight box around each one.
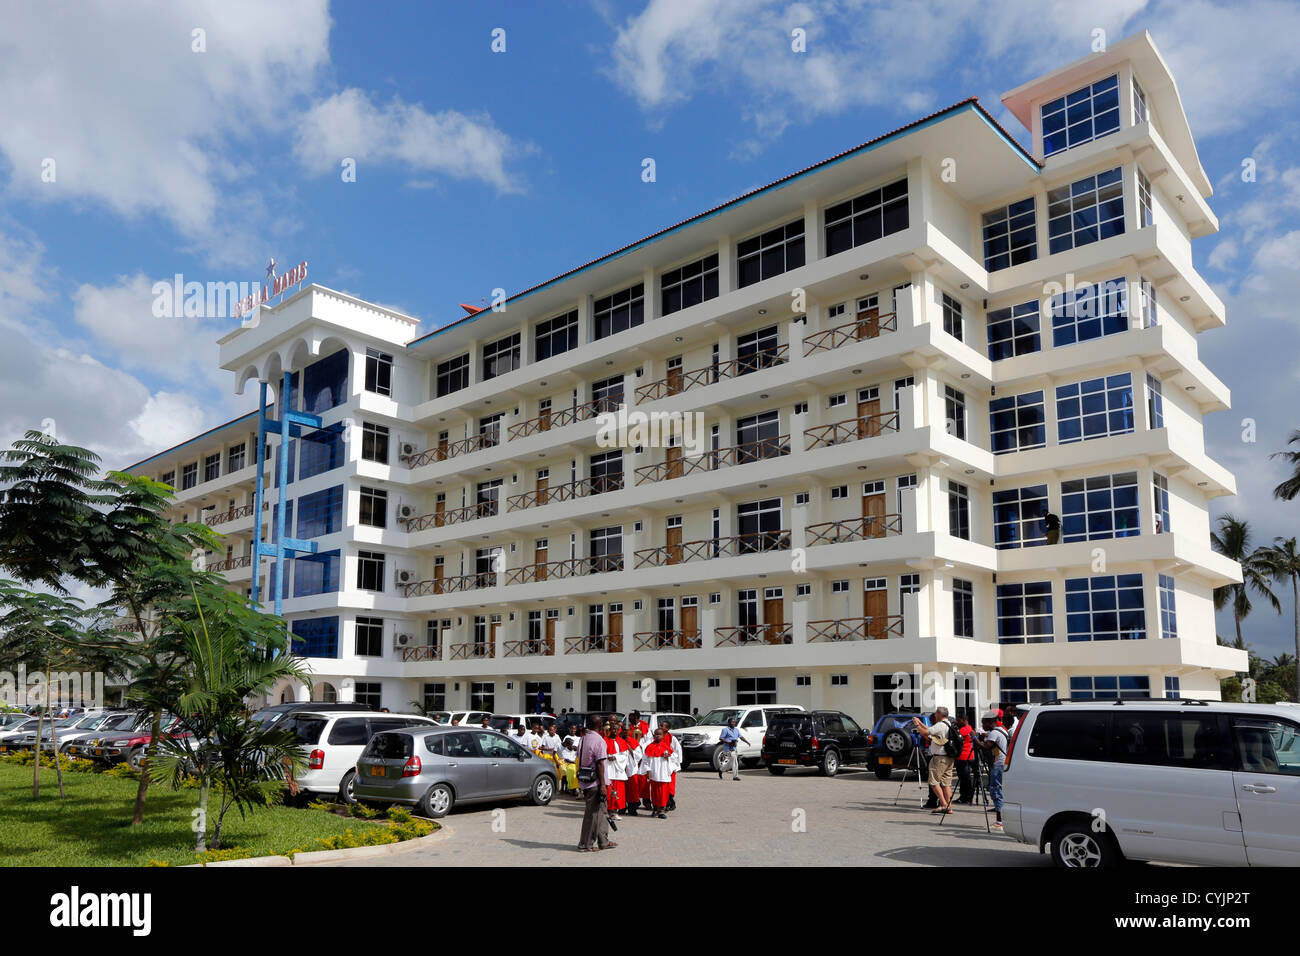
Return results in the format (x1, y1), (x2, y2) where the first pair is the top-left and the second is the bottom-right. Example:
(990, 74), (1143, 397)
(761, 710), (869, 776)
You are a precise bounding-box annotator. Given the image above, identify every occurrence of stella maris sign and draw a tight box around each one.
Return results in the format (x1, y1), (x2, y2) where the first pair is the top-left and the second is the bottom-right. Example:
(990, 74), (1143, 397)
(233, 260), (309, 318)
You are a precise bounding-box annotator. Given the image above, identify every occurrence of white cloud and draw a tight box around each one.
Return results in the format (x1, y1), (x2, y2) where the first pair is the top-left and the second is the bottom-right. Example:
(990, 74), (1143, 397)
(293, 88), (523, 192)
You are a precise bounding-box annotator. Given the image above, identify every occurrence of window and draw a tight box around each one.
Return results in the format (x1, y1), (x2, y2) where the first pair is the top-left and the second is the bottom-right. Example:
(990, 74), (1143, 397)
(1028, 710), (1110, 759)
(982, 198), (1037, 272)
(944, 386), (966, 440)
(357, 550), (386, 592)
(737, 219), (805, 287)
(736, 325), (781, 374)
(948, 481), (970, 540)
(1041, 74), (1120, 156)
(795, 675), (811, 687)
(1152, 473), (1171, 534)
(1061, 472), (1139, 542)
(830, 485), (848, 499)
(1050, 277), (1127, 347)
(709, 592), (721, 605)
(735, 676), (778, 705)
(1047, 168), (1125, 254)
(293, 549), (340, 597)
(475, 478), (503, 518)
(181, 463), (197, 490)
(1113, 712), (1230, 769)
(478, 413), (503, 448)
(470, 682), (495, 712)
(361, 422), (389, 464)
(999, 676), (1058, 704)
(1159, 573), (1178, 639)
(1065, 574), (1146, 641)
(735, 411), (783, 462)
(1069, 675), (1151, 700)
(482, 332), (520, 381)
(364, 348), (393, 396)
(997, 583), (1054, 644)
(355, 616), (383, 657)
(298, 427), (344, 479)
(825, 179), (908, 256)
(160, 470), (175, 488)
(893, 377), (914, 412)
(795, 582), (811, 597)
(794, 491), (810, 505)
(1131, 74), (1148, 125)
(590, 374), (624, 413)
(990, 391), (1046, 454)
(226, 442), (246, 473)
(1137, 169), (1153, 228)
(291, 616), (339, 658)
(297, 485), (344, 538)
(1146, 374), (1164, 429)
(1056, 373), (1134, 444)
(661, 253), (719, 315)
(874, 673), (920, 716)
(593, 283), (644, 340)
(656, 678), (691, 713)
(359, 486), (388, 528)
(586, 680), (617, 712)
(204, 453), (221, 482)
(896, 473), (917, 515)
(993, 484), (1048, 549)
(986, 300), (1041, 360)
(588, 526), (623, 573)
(831, 674), (848, 687)
(828, 393), (846, 409)
(421, 682), (446, 713)
(941, 293), (963, 341)
(588, 450), (624, 494)
(952, 579), (974, 638)
(536, 310), (578, 361)
(302, 349), (349, 413)
(436, 354), (470, 397)
(736, 498), (784, 552)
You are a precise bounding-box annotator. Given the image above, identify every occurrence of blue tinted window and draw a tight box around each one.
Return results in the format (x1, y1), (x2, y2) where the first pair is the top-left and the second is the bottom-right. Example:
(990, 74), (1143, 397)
(989, 391), (1045, 454)
(982, 198), (1037, 272)
(274, 440), (296, 485)
(298, 426), (344, 479)
(1159, 573), (1177, 639)
(1042, 75), (1120, 156)
(1056, 373), (1133, 444)
(1061, 472), (1140, 542)
(302, 350), (349, 413)
(291, 615), (339, 657)
(996, 582), (1054, 644)
(1000, 676), (1058, 704)
(1046, 168), (1125, 254)
(1050, 277), (1128, 347)
(986, 300), (1040, 359)
(1069, 674), (1150, 699)
(992, 484), (1048, 549)
(1065, 574), (1146, 641)
(297, 486), (343, 539)
(272, 500), (294, 543)
(294, 550), (341, 597)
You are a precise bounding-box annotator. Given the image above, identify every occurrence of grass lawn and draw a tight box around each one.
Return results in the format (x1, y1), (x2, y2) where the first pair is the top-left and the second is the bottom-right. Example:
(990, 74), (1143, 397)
(0, 763), (389, 867)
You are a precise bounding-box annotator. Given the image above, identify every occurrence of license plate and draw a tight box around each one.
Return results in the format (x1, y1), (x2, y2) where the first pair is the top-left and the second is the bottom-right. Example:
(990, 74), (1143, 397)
(778, 758), (797, 765)
(94, 748), (103, 755)
(878, 756), (892, 765)
(369, 765), (385, 776)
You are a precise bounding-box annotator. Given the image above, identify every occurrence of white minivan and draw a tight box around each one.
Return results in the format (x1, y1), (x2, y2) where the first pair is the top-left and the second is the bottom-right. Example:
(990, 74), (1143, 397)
(282, 710), (437, 803)
(1003, 700), (1300, 867)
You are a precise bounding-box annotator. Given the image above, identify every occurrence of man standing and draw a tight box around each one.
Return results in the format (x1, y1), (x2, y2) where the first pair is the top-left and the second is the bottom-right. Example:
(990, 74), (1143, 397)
(643, 728), (673, 818)
(578, 715), (616, 851)
(912, 707), (954, 815)
(660, 719), (682, 811)
(953, 716), (975, 804)
(975, 711), (1010, 831)
(717, 716), (747, 780)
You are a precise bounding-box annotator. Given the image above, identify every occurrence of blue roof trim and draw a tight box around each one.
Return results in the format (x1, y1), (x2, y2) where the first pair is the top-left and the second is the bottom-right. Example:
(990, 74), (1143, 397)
(120, 410), (259, 474)
(408, 99), (1038, 349)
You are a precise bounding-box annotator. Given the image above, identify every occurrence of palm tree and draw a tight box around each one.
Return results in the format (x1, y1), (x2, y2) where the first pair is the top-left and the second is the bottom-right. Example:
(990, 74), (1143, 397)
(1258, 537), (1300, 702)
(1271, 430), (1300, 501)
(1210, 515), (1281, 649)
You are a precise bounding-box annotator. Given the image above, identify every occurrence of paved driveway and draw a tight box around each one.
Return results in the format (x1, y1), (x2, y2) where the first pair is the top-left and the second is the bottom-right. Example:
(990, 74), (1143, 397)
(310, 766), (1047, 867)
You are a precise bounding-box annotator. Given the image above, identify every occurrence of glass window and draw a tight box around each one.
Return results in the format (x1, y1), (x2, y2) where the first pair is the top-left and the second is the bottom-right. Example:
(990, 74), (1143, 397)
(355, 616), (384, 657)
(1028, 710), (1110, 759)
(736, 325), (781, 374)
(298, 427), (344, 479)
(1152, 473), (1171, 534)
(1050, 276), (1128, 347)
(661, 253), (719, 316)
(986, 300), (1040, 360)
(181, 462), (198, 490)
(1146, 373), (1164, 428)
(1060, 472), (1139, 542)
(204, 453), (221, 482)
(1041, 74), (1120, 156)
(999, 676), (1057, 704)
(990, 391), (1045, 454)
(482, 332), (520, 381)
(982, 198), (1037, 272)
(357, 550), (386, 592)
(1159, 573), (1178, 639)
(436, 354), (470, 397)
(290, 616), (339, 658)
(590, 374), (624, 412)
(593, 283), (644, 340)
(328, 718), (370, 745)
(1232, 717), (1300, 776)
(737, 219), (805, 287)
(941, 293), (963, 341)
(294, 549), (340, 597)
(952, 579), (974, 638)
(359, 486), (388, 528)
(1046, 167), (1125, 254)
(535, 310), (578, 361)
(353, 683), (382, 710)
(361, 422), (389, 464)
(1056, 373), (1134, 444)
(302, 349), (349, 412)
(226, 443), (246, 473)
(948, 481), (970, 540)
(944, 386), (966, 440)
(588, 526), (623, 573)
(997, 582), (1054, 644)
(656, 678), (691, 713)
(364, 348), (393, 396)
(1069, 675), (1151, 700)
(736, 498), (783, 552)
(1137, 169), (1153, 228)
(735, 410), (782, 461)
(1131, 75), (1148, 125)
(824, 178), (908, 256)
(588, 450), (624, 494)
(735, 676), (778, 705)
(1065, 574), (1146, 641)
(470, 682), (495, 712)
(160, 470), (175, 488)
(297, 485), (344, 538)
(586, 680), (617, 712)
(993, 484), (1048, 549)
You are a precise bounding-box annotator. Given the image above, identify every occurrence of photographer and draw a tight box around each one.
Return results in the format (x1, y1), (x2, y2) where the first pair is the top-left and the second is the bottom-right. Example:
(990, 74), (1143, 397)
(911, 706), (954, 815)
(974, 712), (1010, 831)
(577, 714), (616, 852)
(953, 715), (976, 804)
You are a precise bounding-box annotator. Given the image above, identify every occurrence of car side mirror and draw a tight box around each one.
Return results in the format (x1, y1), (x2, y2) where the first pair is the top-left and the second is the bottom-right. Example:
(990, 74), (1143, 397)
(517, 751), (527, 760)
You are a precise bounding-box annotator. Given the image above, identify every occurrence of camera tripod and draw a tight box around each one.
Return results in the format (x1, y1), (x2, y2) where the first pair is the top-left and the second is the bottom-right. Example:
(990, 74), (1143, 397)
(939, 750), (991, 831)
(891, 739), (931, 808)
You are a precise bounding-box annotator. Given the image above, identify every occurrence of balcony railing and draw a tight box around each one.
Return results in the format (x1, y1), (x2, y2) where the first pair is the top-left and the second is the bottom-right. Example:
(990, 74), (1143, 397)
(402, 500), (499, 531)
(405, 432), (501, 468)
(805, 514), (902, 546)
(807, 615), (904, 642)
(803, 411), (898, 450)
(401, 571), (498, 598)
(503, 637), (556, 658)
(633, 630), (702, 651)
(714, 623), (793, 646)
(205, 504), (254, 527)
(448, 642), (495, 660)
(508, 397), (622, 440)
(506, 474), (623, 512)
(634, 346), (790, 402)
(564, 634), (624, 654)
(400, 644), (442, 662)
(634, 531), (790, 568)
(802, 311), (897, 356)
(210, 554), (252, 573)
(503, 554), (624, 585)
(633, 436), (789, 485)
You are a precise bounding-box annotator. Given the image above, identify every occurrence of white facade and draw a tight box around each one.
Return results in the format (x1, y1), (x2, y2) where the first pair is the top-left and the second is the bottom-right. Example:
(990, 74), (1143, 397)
(125, 32), (1245, 720)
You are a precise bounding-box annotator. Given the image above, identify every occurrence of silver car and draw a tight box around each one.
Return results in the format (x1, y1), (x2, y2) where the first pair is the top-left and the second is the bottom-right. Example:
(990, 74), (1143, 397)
(354, 726), (557, 818)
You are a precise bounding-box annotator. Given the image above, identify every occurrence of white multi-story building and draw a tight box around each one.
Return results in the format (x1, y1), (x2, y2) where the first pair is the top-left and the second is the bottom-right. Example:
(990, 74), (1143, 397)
(125, 32), (1245, 720)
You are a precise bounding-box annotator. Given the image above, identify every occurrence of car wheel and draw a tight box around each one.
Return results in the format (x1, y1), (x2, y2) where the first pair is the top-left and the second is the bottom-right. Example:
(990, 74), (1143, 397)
(874, 765), (893, 780)
(530, 774), (555, 806)
(882, 728), (912, 758)
(767, 765), (786, 775)
(679, 761), (691, 772)
(419, 783), (454, 818)
(820, 749), (840, 777)
(127, 748), (146, 773)
(710, 745), (727, 772)
(339, 769), (357, 805)
(1050, 822), (1121, 868)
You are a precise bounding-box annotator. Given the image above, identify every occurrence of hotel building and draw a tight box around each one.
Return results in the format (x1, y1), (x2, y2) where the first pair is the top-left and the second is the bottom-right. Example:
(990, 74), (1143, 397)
(124, 33), (1246, 719)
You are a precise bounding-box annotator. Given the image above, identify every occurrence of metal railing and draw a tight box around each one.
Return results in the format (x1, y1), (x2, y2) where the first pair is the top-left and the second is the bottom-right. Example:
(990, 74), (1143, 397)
(634, 346), (790, 402)
(807, 615), (904, 642)
(205, 504), (254, 527)
(563, 634), (624, 654)
(805, 514), (902, 546)
(802, 311), (897, 356)
(508, 397), (622, 440)
(633, 630), (702, 651)
(634, 531), (789, 568)
(633, 436), (789, 485)
(506, 474), (623, 512)
(804, 411), (899, 450)
(714, 624), (793, 646)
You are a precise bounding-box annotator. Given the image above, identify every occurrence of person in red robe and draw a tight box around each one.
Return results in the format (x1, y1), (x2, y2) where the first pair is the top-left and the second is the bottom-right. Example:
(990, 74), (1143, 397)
(604, 722), (626, 813)
(622, 726), (646, 816)
(643, 729), (673, 818)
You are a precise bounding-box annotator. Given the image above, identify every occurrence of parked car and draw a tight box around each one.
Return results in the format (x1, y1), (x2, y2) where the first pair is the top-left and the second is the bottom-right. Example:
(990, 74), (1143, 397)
(251, 701), (371, 728)
(634, 712), (697, 733)
(1003, 700), (1300, 867)
(281, 710), (437, 803)
(14, 711), (126, 753)
(489, 713), (557, 733)
(424, 711), (452, 725)
(676, 705), (805, 771)
(354, 726), (557, 818)
(62, 712), (144, 755)
(865, 712), (933, 779)
(552, 711), (625, 734)
(762, 710), (870, 776)
(446, 710), (493, 728)
(85, 715), (191, 771)
(0, 717), (43, 750)
(0, 712), (31, 732)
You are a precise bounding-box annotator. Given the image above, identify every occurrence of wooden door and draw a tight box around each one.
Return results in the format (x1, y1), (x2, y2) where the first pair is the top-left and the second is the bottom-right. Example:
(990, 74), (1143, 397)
(863, 587), (888, 639)
(489, 619), (501, 656)
(433, 562), (445, 595)
(538, 402), (551, 432)
(667, 361), (683, 395)
(857, 396), (881, 439)
(545, 615), (557, 654)
(536, 473), (549, 506)
(534, 543), (548, 581)
(608, 610), (623, 652)
(862, 489), (887, 537)
(666, 445), (683, 479)
(437, 433), (449, 461)
(763, 596), (784, 644)
(434, 496), (446, 527)
(856, 305), (880, 340)
(681, 604), (699, 647)
(666, 523), (683, 565)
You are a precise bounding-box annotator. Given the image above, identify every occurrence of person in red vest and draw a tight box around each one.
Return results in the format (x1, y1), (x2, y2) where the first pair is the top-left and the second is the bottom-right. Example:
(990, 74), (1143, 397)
(659, 719), (682, 811)
(643, 728), (674, 818)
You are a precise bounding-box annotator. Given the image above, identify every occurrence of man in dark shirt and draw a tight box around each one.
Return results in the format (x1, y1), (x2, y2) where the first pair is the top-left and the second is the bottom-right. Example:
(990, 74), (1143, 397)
(1042, 508), (1060, 545)
(577, 714), (616, 851)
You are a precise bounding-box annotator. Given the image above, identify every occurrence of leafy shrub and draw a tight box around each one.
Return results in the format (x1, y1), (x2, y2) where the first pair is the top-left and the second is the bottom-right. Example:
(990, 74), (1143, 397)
(195, 846), (253, 864)
(348, 803), (381, 819)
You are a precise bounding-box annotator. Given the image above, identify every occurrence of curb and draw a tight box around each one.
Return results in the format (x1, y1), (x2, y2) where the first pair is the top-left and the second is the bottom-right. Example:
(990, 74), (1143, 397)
(186, 817), (450, 868)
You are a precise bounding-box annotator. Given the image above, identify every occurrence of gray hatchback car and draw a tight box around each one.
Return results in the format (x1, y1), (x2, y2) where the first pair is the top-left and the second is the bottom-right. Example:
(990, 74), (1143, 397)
(353, 725), (557, 818)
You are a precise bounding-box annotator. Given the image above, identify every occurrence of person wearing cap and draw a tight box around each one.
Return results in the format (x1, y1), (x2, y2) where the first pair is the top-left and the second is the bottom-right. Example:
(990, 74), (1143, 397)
(974, 711), (1011, 830)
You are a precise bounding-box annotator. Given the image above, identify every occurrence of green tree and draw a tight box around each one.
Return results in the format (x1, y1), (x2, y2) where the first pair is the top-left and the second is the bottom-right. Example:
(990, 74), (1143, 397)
(1270, 429), (1300, 502)
(1210, 515), (1281, 650)
(1258, 537), (1300, 702)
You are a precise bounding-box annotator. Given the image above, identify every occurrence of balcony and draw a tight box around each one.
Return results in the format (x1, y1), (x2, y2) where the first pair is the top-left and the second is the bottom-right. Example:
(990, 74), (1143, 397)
(400, 644), (442, 662)
(508, 397), (620, 440)
(564, 633), (624, 654)
(805, 514), (901, 546)
(503, 637), (556, 658)
(633, 436), (790, 485)
(448, 642), (495, 661)
(804, 411), (898, 450)
(405, 431), (500, 468)
(633, 630), (702, 651)
(205, 504), (254, 527)
(634, 346), (790, 403)
(807, 615), (903, 642)
(715, 623), (793, 646)
(802, 311), (896, 356)
(402, 500), (498, 531)
(503, 554), (624, 585)
(210, 554), (252, 572)
(506, 474), (623, 513)
(635, 531), (790, 568)
(401, 570), (498, 598)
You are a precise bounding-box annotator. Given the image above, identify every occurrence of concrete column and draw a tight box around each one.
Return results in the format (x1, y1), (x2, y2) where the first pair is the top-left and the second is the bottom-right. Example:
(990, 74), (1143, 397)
(792, 591), (809, 645)
(803, 198), (822, 262)
(717, 236), (735, 295)
(642, 267), (658, 322)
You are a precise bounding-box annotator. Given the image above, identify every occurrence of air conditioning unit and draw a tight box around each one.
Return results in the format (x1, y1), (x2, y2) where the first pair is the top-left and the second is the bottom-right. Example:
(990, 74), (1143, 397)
(396, 568), (416, 585)
(394, 633), (416, 647)
(399, 442), (419, 461)
(399, 504), (415, 520)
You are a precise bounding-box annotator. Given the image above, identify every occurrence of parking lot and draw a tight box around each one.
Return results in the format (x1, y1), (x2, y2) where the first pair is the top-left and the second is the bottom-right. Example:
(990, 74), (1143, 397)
(309, 766), (1047, 867)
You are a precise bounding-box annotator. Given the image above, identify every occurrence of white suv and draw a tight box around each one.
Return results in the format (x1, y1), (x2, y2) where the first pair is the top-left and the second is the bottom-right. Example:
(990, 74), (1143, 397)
(1003, 700), (1300, 867)
(676, 705), (804, 772)
(282, 710), (437, 803)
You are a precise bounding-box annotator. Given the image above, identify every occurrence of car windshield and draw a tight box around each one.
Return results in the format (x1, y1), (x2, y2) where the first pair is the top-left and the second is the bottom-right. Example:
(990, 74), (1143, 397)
(366, 733), (413, 760)
(279, 716), (327, 746)
(697, 709), (746, 726)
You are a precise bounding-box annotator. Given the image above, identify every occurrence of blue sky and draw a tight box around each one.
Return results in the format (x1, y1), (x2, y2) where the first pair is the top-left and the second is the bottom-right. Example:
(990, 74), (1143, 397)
(2, 0), (1299, 657)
